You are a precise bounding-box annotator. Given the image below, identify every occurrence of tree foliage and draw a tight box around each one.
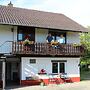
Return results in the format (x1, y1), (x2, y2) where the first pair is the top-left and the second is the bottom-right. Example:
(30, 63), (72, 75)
(80, 27), (90, 64)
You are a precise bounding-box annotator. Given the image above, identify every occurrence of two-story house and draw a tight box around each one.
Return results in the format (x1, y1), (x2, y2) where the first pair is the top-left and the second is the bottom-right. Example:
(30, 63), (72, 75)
(0, 3), (87, 88)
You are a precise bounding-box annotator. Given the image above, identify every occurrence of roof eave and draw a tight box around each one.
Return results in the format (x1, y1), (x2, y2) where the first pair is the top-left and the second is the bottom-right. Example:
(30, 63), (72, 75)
(0, 23), (88, 33)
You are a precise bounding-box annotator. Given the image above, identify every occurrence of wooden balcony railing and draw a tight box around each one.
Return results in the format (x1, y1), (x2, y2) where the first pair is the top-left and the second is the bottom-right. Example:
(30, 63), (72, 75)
(12, 42), (85, 56)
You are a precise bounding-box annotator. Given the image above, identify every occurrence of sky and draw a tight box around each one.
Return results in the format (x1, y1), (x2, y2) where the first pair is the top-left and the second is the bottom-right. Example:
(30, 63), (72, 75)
(0, 0), (90, 27)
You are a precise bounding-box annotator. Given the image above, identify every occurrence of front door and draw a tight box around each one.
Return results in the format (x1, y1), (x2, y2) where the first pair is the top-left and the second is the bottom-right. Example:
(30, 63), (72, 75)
(6, 58), (21, 86)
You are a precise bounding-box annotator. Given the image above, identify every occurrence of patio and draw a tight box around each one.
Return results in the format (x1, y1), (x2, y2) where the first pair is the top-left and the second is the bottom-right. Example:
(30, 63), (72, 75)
(5, 80), (90, 90)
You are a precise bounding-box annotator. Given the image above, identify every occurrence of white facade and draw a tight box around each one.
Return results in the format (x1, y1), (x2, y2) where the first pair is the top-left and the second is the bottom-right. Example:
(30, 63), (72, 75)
(35, 28), (48, 43)
(21, 57), (80, 80)
(0, 25), (81, 84)
(67, 32), (80, 44)
(0, 25), (17, 53)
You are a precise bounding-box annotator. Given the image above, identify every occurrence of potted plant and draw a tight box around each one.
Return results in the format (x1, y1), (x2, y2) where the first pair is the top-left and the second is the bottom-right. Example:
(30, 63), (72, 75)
(38, 69), (47, 74)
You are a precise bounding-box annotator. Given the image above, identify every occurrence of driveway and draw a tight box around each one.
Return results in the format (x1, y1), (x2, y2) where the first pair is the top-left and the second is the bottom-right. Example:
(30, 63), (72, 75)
(6, 80), (90, 90)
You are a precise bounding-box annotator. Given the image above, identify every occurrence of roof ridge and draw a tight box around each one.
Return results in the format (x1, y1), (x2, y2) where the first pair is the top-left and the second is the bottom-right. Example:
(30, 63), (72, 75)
(0, 5), (63, 16)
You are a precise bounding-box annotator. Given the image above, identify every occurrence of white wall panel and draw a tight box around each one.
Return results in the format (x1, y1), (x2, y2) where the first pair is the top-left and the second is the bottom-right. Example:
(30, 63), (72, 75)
(67, 32), (80, 44)
(0, 25), (17, 53)
(21, 57), (80, 80)
(35, 28), (48, 43)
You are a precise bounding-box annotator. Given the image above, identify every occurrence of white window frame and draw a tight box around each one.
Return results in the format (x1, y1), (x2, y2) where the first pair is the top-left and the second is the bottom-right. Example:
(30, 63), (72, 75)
(52, 61), (67, 74)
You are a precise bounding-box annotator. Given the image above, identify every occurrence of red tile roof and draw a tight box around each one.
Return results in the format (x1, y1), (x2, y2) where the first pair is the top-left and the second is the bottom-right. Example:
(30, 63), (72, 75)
(0, 5), (87, 32)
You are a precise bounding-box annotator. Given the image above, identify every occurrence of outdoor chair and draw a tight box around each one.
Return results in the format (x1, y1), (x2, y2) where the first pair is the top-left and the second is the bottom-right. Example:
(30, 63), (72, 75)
(60, 73), (71, 83)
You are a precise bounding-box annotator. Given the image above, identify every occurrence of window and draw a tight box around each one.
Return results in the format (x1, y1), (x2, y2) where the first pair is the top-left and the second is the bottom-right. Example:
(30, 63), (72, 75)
(18, 33), (23, 41)
(49, 30), (66, 43)
(30, 59), (36, 64)
(52, 61), (66, 73)
(17, 26), (35, 41)
(59, 63), (65, 73)
(52, 63), (58, 73)
(17, 29), (24, 41)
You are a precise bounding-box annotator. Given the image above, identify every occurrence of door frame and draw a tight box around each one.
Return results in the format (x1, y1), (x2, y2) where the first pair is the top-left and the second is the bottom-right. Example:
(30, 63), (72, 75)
(0, 57), (6, 89)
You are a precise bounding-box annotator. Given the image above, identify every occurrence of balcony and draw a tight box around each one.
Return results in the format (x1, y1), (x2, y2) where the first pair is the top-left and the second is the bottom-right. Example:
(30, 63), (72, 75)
(12, 42), (85, 56)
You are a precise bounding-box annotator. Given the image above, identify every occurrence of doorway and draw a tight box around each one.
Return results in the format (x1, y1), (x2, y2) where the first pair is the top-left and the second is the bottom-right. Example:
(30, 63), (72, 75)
(5, 58), (21, 86)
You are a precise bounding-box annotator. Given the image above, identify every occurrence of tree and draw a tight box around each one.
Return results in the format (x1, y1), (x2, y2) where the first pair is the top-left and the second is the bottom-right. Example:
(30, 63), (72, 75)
(80, 27), (90, 66)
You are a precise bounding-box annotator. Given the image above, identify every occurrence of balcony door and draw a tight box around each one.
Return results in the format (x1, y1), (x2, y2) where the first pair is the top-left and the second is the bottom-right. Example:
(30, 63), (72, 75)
(17, 26), (35, 41)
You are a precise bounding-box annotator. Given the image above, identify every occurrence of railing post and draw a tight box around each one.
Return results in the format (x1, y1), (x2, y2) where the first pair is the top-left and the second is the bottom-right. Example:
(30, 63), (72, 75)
(21, 42), (24, 53)
(35, 43), (37, 54)
(14, 42), (17, 54)
(34, 43), (36, 53)
(12, 41), (14, 54)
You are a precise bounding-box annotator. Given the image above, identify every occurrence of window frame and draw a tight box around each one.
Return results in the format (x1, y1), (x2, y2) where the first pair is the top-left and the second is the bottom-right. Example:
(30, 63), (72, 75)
(51, 60), (67, 74)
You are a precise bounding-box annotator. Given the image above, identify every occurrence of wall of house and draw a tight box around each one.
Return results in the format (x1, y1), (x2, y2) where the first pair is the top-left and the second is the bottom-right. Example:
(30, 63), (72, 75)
(21, 57), (80, 81)
(0, 25), (17, 53)
(35, 29), (80, 44)
(67, 32), (80, 44)
(35, 28), (48, 43)
(0, 25), (81, 54)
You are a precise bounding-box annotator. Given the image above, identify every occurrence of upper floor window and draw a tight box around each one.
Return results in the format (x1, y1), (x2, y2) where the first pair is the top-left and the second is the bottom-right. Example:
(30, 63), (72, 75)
(18, 33), (23, 41)
(49, 30), (66, 44)
(17, 26), (35, 41)
(17, 29), (24, 41)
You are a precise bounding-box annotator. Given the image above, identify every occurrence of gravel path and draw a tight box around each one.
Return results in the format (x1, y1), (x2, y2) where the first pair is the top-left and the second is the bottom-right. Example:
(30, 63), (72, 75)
(6, 80), (90, 90)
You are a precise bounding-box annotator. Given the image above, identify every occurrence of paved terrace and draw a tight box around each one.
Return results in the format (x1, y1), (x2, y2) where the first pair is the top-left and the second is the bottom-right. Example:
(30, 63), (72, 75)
(5, 80), (90, 90)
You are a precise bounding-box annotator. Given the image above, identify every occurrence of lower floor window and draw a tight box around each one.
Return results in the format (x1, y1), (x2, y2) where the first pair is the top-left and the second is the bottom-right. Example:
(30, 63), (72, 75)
(52, 62), (65, 73)
(52, 63), (58, 73)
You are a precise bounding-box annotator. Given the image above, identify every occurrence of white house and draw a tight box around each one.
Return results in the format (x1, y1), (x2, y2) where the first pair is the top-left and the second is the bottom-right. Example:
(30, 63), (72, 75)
(0, 3), (87, 88)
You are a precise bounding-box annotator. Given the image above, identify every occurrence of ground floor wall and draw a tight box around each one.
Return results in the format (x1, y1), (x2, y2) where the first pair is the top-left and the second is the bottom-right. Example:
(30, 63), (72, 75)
(20, 57), (80, 86)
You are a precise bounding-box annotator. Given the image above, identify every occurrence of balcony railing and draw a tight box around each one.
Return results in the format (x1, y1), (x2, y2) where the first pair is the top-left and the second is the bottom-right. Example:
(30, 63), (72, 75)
(0, 41), (13, 54)
(12, 42), (85, 56)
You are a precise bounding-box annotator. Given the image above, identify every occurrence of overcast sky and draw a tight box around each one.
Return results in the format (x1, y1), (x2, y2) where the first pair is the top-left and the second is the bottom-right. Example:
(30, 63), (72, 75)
(0, 0), (90, 27)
